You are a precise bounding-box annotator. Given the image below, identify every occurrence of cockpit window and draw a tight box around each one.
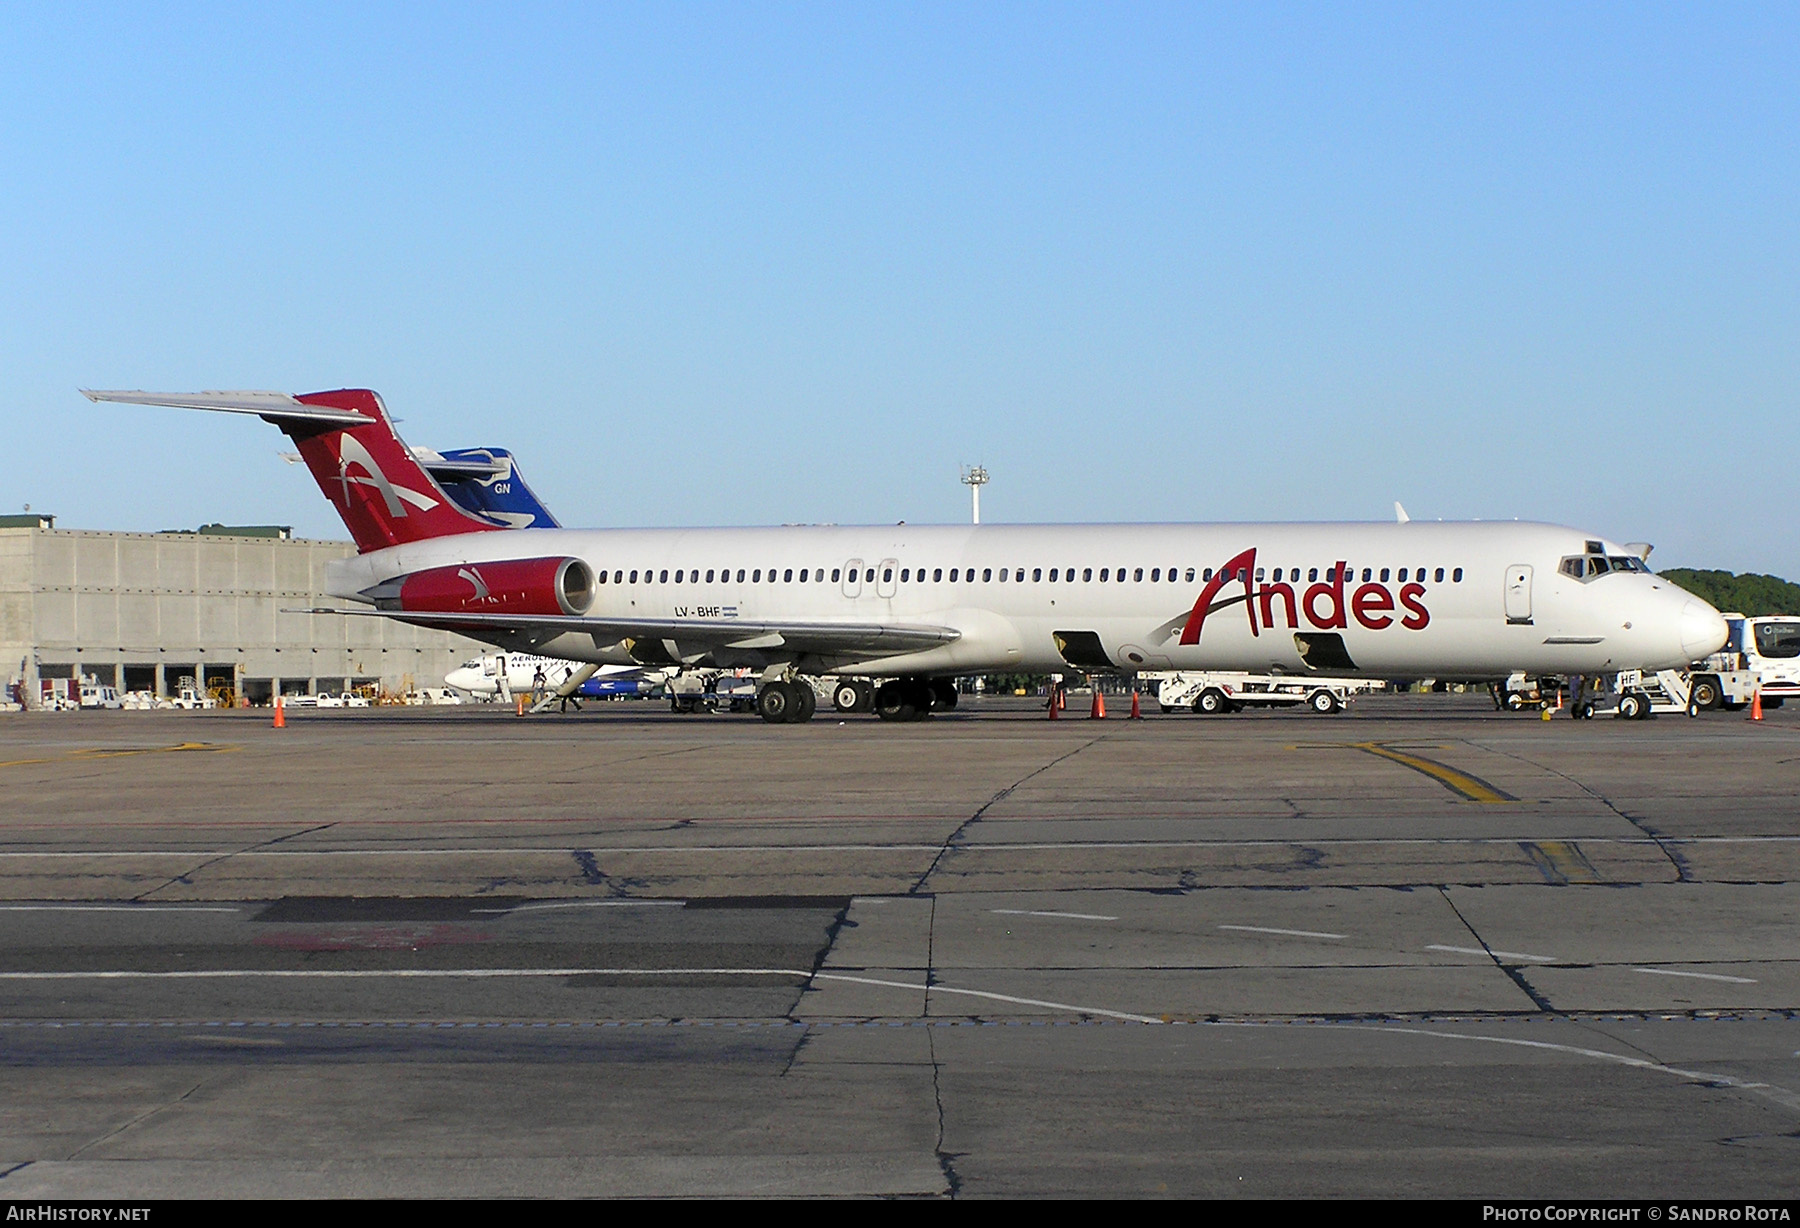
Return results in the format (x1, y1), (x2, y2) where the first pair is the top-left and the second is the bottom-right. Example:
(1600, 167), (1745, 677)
(1754, 621), (1800, 659)
(1560, 554), (1646, 581)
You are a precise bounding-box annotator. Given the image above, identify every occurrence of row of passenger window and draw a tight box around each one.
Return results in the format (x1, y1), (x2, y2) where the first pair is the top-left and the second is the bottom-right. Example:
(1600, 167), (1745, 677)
(595, 563), (1467, 586)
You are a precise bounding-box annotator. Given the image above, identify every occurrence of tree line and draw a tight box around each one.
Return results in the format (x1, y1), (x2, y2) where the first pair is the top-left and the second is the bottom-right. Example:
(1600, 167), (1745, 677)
(1659, 569), (1800, 616)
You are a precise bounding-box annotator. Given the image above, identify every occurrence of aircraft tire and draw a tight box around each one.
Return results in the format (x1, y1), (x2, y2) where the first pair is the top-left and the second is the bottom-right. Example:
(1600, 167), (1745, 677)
(874, 681), (917, 722)
(832, 681), (862, 713)
(930, 679), (959, 711)
(758, 682), (797, 724)
(794, 682), (817, 722)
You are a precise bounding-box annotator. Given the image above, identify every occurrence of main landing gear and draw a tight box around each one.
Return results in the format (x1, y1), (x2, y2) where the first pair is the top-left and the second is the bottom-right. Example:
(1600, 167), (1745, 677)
(757, 680), (817, 724)
(832, 679), (874, 714)
(762, 675), (959, 723)
(873, 678), (958, 722)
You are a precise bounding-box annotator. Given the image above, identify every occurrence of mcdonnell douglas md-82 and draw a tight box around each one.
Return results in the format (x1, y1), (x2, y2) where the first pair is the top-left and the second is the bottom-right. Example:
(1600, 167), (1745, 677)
(83, 387), (1730, 723)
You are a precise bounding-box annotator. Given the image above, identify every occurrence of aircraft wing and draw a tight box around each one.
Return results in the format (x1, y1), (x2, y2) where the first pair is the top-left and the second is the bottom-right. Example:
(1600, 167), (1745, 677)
(292, 607), (960, 656)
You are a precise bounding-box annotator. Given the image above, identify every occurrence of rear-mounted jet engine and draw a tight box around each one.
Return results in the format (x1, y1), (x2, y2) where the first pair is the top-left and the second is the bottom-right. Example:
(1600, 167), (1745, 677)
(363, 557), (596, 617)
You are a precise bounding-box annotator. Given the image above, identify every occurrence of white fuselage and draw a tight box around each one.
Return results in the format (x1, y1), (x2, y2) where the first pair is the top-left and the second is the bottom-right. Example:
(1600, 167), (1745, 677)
(329, 520), (1728, 679)
(443, 653), (642, 698)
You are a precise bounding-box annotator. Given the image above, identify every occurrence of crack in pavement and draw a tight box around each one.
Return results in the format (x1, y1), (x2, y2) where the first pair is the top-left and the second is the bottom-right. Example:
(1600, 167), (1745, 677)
(64, 1079), (205, 1161)
(1468, 741), (1694, 882)
(779, 900), (857, 1077)
(927, 1024), (962, 1198)
(1574, 1017), (1699, 1068)
(1436, 885), (1558, 1013)
(908, 736), (1107, 895)
(133, 822), (341, 901)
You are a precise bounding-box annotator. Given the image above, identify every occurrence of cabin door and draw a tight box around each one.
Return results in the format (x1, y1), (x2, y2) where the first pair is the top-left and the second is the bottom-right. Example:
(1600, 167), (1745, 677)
(1504, 565), (1533, 624)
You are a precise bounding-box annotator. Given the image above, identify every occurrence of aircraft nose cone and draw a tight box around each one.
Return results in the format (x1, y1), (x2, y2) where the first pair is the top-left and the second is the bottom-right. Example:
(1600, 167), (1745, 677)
(1679, 600), (1729, 660)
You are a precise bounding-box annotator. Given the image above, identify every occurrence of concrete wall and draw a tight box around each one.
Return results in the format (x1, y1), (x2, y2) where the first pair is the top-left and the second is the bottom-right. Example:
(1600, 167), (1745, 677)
(0, 527), (489, 701)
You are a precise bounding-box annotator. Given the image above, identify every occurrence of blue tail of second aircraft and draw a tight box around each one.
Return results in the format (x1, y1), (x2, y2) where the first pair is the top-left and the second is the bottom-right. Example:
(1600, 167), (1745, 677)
(416, 447), (561, 530)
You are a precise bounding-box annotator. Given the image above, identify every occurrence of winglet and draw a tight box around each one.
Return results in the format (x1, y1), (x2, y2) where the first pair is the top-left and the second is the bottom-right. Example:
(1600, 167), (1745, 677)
(1394, 502), (1410, 524)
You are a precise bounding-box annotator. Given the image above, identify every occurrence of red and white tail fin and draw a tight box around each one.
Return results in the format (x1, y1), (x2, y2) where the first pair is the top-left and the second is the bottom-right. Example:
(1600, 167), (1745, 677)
(81, 388), (502, 553)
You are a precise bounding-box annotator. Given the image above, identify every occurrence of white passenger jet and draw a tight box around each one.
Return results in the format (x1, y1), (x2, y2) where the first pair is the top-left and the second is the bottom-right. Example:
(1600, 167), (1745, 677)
(444, 652), (656, 701)
(83, 388), (1729, 723)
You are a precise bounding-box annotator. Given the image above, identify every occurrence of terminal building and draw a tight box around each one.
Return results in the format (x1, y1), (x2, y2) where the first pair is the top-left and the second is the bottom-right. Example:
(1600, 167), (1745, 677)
(1, 516), (486, 703)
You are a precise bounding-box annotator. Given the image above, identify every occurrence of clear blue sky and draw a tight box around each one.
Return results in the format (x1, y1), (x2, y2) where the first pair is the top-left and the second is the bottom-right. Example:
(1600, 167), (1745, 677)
(5, 4), (1796, 576)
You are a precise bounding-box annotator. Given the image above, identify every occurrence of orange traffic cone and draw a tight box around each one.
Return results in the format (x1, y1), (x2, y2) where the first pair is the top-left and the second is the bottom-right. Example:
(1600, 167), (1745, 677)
(1090, 689), (1107, 719)
(1751, 690), (1764, 721)
(271, 695), (285, 729)
(1047, 687), (1059, 720)
(1129, 690), (1142, 719)
(515, 694), (526, 716)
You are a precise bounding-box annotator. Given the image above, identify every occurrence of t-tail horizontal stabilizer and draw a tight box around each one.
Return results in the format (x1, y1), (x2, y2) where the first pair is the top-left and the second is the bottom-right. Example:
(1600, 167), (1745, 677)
(81, 388), (504, 553)
(415, 447), (562, 529)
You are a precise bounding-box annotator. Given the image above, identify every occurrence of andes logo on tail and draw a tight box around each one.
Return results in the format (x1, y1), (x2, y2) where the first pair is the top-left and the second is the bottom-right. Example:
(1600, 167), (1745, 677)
(1178, 547), (1430, 645)
(334, 435), (440, 518)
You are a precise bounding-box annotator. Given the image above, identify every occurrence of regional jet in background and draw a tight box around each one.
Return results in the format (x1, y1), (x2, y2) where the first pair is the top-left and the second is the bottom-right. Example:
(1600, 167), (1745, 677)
(445, 652), (657, 701)
(82, 388), (1729, 723)
(410, 446), (561, 530)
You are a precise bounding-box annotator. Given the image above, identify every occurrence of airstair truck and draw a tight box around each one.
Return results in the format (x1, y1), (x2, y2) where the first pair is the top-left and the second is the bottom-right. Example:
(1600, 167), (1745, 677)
(1594, 614), (1800, 718)
(1568, 612), (1799, 719)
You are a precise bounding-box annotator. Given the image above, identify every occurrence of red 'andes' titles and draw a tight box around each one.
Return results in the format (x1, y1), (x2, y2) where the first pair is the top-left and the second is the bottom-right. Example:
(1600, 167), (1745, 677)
(1179, 548), (1430, 646)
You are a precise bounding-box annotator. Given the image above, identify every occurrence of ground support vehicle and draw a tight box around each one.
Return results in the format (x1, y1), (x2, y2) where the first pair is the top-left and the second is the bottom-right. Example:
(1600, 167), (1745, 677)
(36, 679), (81, 711)
(78, 683), (122, 709)
(164, 686), (217, 710)
(1700, 614), (1800, 709)
(314, 692), (371, 709)
(668, 670), (760, 715)
(1144, 671), (1382, 716)
(1567, 667), (1758, 720)
(1495, 673), (1564, 711)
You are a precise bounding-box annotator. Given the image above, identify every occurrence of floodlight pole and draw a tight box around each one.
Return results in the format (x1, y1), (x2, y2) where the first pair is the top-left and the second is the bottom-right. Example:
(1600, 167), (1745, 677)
(960, 465), (989, 525)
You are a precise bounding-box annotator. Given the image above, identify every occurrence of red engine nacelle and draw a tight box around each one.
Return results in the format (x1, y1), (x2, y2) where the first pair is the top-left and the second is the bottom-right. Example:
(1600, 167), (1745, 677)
(381, 557), (596, 617)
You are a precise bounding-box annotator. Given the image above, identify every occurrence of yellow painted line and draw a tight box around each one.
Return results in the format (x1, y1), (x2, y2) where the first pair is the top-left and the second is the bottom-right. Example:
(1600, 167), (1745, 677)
(1521, 840), (1603, 884)
(1349, 742), (1516, 804)
(0, 742), (238, 769)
